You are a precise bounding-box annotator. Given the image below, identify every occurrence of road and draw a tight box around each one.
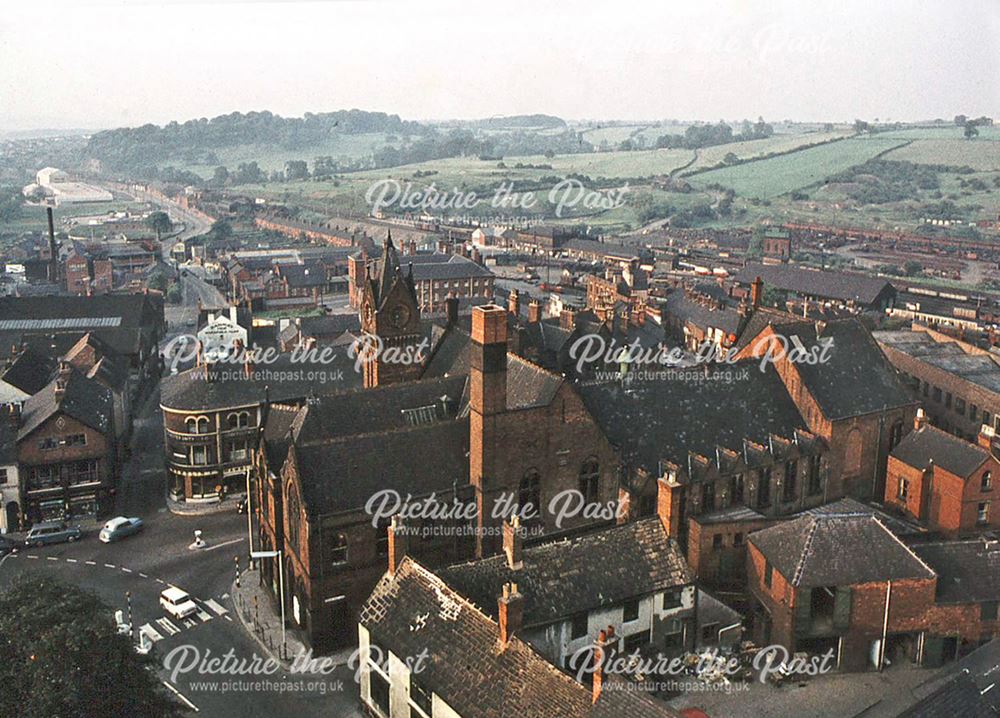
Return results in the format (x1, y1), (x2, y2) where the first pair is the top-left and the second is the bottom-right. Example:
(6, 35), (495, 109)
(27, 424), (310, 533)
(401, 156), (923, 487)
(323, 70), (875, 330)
(0, 367), (363, 718)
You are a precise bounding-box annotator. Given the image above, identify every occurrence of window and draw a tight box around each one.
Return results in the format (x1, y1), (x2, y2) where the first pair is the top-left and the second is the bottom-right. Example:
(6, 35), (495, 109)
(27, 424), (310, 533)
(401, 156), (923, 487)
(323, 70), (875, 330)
(369, 670), (390, 716)
(702, 481), (715, 511)
(983, 471), (993, 492)
(898, 478), (910, 501)
(845, 429), (863, 475)
(783, 460), (797, 502)
(889, 421), (904, 450)
(701, 623), (719, 643)
(65, 434), (86, 447)
(982, 601), (999, 621)
(191, 445), (209, 466)
(730, 474), (745, 503)
(956, 398), (966, 416)
(663, 589), (682, 610)
(37, 437), (57, 450)
(27, 465), (59, 490)
(978, 501), (990, 525)
(227, 411), (252, 429)
(185, 416), (210, 434)
(228, 439), (249, 462)
(921, 381), (929, 397)
(986, 411), (993, 428)
(623, 599), (640, 622)
(410, 675), (433, 716)
(571, 612), (588, 639)
(808, 455), (823, 496)
(578, 458), (600, 504)
(733, 533), (744, 546)
(326, 532), (348, 566)
(712, 534), (723, 550)
(757, 468), (772, 508)
(945, 392), (952, 409)
(933, 387), (942, 403)
(971, 405), (979, 422)
(518, 469), (541, 517)
(623, 632), (647, 654)
(663, 619), (684, 649)
(764, 561), (773, 589)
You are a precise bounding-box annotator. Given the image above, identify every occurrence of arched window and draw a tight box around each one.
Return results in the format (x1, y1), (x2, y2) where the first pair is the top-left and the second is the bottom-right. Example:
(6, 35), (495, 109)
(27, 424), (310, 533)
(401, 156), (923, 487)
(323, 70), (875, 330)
(285, 483), (301, 550)
(579, 458), (600, 503)
(227, 411), (251, 429)
(185, 416), (210, 434)
(327, 532), (348, 565)
(845, 428), (863, 474)
(518, 469), (541, 518)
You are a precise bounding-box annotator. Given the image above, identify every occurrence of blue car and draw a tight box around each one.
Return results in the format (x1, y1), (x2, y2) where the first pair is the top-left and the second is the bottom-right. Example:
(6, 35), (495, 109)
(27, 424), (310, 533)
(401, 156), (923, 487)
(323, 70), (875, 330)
(24, 521), (82, 547)
(99, 516), (144, 543)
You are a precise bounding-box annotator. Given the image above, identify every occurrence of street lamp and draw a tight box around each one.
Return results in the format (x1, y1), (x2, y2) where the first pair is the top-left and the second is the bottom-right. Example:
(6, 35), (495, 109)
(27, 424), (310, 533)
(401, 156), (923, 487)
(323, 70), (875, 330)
(251, 549), (285, 659)
(245, 467), (254, 563)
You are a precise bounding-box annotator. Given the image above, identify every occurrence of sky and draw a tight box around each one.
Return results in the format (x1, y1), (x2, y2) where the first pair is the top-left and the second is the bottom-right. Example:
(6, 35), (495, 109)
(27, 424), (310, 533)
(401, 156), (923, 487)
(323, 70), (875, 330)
(0, 0), (997, 132)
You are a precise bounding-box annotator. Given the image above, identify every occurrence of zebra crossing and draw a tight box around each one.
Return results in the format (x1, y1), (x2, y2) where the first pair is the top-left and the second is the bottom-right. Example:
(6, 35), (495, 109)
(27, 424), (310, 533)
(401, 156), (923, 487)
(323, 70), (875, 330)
(138, 599), (224, 645)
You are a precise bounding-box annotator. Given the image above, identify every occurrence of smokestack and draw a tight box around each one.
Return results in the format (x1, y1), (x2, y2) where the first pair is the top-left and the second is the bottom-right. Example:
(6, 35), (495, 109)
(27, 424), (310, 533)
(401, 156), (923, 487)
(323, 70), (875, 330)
(387, 515), (408, 576)
(751, 276), (763, 308)
(54, 361), (71, 403)
(445, 294), (459, 327)
(527, 301), (542, 323)
(497, 582), (523, 648)
(592, 627), (615, 704)
(508, 289), (520, 317)
(46, 206), (58, 284)
(503, 516), (523, 570)
(914, 408), (927, 431)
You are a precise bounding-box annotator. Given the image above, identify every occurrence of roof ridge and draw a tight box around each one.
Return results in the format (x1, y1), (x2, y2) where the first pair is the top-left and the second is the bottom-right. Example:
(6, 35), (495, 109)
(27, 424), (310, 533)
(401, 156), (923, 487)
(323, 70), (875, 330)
(791, 516), (820, 587)
(874, 515), (937, 578)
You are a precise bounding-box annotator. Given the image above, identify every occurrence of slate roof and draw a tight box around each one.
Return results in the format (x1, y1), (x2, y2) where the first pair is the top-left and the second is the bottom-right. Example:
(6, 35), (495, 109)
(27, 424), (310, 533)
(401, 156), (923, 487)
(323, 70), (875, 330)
(895, 670), (991, 718)
(160, 353), (362, 411)
(410, 255), (494, 281)
(506, 355), (562, 410)
(2, 346), (58, 394)
(279, 262), (325, 289)
(293, 420), (470, 516)
(663, 289), (742, 335)
(748, 318), (915, 420)
(360, 558), (681, 718)
(749, 513), (935, 587)
(875, 329), (1000, 397)
(913, 540), (1000, 604)
(577, 362), (809, 477)
(261, 404), (302, 471)
(439, 517), (692, 627)
(18, 367), (114, 440)
(891, 425), (990, 478)
(735, 262), (895, 306)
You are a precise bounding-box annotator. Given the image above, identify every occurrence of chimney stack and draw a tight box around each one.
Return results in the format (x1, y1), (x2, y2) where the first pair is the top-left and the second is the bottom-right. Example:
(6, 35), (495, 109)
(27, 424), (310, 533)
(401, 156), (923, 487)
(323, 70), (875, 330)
(387, 515), (408, 576)
(503, 516), (523, 570)
(497, 582), (523, 647)
(527, 301), (542, 323)
(560, 308), (577, 330)
(657, 470), (684, 539)
(914, 408), (927, 431)
(445, 294), (459, 327)
(508, 289), (520, 318)
(46, 206), (59, 284)
(54, 360), (71, 403)
(751, 276), (763, 308)
(591, 627), (615, 705)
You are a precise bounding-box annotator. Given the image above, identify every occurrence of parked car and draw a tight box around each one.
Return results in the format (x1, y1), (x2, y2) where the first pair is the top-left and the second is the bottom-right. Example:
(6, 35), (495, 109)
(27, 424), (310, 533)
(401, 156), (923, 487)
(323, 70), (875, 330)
(99, 516), (144, 543)
(160, 587), (198, 620)
(24, 521), (82, 548)
(236, 497), (247, 514)
(0, 535), (17, 556)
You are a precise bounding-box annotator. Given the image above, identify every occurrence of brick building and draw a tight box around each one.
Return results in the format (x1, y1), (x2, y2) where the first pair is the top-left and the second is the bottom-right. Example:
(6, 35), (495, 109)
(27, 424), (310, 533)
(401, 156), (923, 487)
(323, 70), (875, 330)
(875, 325), (1000, 441)
(885, 412), (999, 537)
(734, 262), (897, 314)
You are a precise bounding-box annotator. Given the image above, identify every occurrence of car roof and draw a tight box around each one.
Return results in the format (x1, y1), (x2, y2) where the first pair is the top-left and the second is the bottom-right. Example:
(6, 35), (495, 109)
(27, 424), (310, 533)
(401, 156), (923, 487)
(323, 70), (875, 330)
(31, 521), (64, 530)
(104, 517), (128, 528)
(161, 586), (191, 601)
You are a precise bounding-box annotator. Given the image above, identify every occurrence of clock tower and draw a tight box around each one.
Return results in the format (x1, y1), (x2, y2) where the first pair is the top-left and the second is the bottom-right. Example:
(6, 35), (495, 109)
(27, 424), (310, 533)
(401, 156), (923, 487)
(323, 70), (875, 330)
(359, 232), (424, 387)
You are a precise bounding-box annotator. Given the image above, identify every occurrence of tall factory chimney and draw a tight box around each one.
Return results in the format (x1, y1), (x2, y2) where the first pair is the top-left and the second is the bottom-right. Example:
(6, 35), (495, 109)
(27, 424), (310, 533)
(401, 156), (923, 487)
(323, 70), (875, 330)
(46, 206), (59, 285)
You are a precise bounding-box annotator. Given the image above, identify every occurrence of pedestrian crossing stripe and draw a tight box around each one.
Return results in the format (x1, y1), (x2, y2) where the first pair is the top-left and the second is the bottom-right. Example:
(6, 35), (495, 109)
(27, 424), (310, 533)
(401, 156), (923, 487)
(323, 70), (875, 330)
(182, 618), (197, 628)
(156, 617), (181, 635)
(197, 610), (212, 622)
(205, 598), (228, 616)
(140, 624), (164, 642)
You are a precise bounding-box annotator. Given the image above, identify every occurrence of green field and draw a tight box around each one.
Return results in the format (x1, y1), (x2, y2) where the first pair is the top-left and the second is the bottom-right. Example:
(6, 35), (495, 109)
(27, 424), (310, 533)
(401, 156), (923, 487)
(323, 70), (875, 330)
(579, 124), (650, 146)
(682, 130), (853, 173)
(687, 137), (908, 199)
(884, 138), (1000, 171)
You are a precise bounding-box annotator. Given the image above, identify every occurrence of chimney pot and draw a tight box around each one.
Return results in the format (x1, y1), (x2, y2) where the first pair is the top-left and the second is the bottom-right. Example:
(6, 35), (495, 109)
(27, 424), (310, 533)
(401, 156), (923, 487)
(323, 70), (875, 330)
(388, 515), (408, 576)
(503, 516), (523, 570)
(498, 581), (523, 647)
(528, 301), (542, 323)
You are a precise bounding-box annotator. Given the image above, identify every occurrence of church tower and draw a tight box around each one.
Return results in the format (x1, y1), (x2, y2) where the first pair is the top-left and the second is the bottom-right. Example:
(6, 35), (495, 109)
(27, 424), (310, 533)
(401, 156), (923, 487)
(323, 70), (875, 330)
(359, 232), (424, 387)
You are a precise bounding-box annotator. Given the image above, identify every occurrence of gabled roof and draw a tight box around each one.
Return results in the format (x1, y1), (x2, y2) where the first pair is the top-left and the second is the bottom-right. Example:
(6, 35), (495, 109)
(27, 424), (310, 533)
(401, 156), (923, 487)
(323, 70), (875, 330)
(360, 558), (680, 718)
(735, 262), (895, 306)
(2, 346), (58, 395)
(749, 513), (935, 587)
(439, 517), (692, 627)
(18, 367), (114, 440)
(890, 424), (990, 478)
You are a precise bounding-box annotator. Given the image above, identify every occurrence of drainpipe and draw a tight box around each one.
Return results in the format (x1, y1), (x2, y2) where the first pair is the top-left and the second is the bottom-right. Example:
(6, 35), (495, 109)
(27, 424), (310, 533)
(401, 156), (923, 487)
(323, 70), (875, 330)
(871, 416), (885, 501)
(879, 580), (892, 671)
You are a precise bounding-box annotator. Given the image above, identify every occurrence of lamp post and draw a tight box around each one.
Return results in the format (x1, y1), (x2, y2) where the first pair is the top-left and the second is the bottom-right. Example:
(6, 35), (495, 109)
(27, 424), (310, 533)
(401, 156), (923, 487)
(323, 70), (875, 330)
(251, 549), (285, 659)
(245, 467), (254, 564)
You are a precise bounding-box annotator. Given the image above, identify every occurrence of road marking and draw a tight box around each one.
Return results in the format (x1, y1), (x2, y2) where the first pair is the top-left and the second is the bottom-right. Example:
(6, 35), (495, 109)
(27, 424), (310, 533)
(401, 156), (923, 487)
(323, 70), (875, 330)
(139, 572), (148, 578)
(220, 592), (229, 600)
(156, 618), (181, 636)
(85, 560), (96, 565)
(161, 680), (199, 713)
(202, 537), (245, 552)
(140, 623), (164, 642)
(155, 578), (166, 584)
(104, 563), (116, 569)
(182, 618), (197, 629)
(46, 556), (58, 561)
(65, 558), (77, 563)
(121, 567), (132, 574)
(204, 598), (228, 616)
(224, 614), (232, 622)
(26, 555), (38, 559)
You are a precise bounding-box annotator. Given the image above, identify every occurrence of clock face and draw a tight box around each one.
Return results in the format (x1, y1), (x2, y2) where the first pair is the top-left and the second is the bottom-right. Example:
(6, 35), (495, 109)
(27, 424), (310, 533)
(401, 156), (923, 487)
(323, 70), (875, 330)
(390, 305), (411, 329)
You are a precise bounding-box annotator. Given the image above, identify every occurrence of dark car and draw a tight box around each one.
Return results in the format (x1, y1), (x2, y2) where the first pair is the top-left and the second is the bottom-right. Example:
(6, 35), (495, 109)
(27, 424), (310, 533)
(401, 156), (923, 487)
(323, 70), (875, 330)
(0, 535), (16, 556)
(24, 521), (82, 547)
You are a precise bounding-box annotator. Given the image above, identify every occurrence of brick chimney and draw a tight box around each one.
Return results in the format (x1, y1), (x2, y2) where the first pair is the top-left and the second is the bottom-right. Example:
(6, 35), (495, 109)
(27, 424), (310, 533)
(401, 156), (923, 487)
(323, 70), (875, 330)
(657, 471), (684, 539)
(503, 516), (523, 570)
(46, 206), (58, 284)
(53, 361), (71, 403)
(560, 308), (577, 330)
(445, 294), (459, 327)
(914, 408), (927, 431)
(470, 305), (508, 557)
(751, 276), (763, 308)
(979, 424), (995, 450)
(527, 301), (542, 323)
(591, 627), (615, 705)
(387, 515), (408, 576)
(497, 582), (523, 647)
(507, 289), (520, 317)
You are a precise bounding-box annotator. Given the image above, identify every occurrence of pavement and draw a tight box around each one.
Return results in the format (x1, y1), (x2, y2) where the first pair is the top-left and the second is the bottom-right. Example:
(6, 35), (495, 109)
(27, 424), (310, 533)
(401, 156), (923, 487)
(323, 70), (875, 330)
(231, 567), (312, 669)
